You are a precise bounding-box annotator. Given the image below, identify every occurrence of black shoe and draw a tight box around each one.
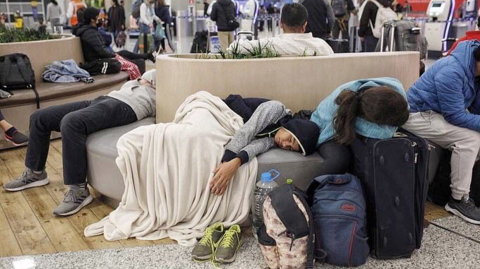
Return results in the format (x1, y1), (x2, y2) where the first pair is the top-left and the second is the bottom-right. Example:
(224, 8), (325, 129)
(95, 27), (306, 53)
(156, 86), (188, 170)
(445, 196), (480, 225)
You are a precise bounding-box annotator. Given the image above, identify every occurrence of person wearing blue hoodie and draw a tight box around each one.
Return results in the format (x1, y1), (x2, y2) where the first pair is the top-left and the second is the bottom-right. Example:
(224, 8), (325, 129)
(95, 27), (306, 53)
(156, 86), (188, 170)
(403, 40), (480, 225)
(310, 77), (410, 175)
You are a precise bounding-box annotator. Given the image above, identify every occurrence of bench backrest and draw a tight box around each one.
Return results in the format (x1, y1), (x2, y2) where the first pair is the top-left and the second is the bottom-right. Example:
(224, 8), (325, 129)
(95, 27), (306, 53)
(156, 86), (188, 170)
(155, 52), (420, 123)
(0, 36), (85, 83)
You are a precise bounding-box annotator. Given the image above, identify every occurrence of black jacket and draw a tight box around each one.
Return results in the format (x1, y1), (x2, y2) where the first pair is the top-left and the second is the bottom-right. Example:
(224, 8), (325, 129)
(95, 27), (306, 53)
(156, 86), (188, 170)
(107, 5), (126, 32)
(303, 0), (334, 39)
(358, 0), (392, 37)
(210, 0), (236, 31)
(73, 24), (116, 63)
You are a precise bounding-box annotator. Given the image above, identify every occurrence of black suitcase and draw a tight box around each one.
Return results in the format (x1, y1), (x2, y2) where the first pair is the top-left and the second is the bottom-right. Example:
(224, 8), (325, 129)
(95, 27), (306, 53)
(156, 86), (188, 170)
(326, 38), (350, 53)
(350, 128), (430, 259)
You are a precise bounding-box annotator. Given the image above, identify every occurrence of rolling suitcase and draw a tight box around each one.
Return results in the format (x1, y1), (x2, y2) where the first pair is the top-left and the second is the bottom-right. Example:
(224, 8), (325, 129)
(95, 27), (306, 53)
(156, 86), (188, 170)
(376, 20), (426, 58)
(350, 128), (430, 259)
(326, 38), (350, 53)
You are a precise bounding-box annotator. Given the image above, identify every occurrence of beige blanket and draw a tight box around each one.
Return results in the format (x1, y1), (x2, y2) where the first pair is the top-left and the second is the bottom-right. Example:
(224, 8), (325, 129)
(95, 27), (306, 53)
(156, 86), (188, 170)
(84, 91), (258, 246)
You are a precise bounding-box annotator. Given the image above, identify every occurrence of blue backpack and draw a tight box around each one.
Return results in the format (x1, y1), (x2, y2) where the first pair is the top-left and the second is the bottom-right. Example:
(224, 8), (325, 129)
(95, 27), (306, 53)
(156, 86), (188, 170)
(307, 174), (369, 266)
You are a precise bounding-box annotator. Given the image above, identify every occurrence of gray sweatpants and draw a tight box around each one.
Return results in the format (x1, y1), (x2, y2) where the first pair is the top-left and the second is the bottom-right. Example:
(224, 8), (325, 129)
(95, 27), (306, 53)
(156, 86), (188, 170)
(403, 111), (480, 200)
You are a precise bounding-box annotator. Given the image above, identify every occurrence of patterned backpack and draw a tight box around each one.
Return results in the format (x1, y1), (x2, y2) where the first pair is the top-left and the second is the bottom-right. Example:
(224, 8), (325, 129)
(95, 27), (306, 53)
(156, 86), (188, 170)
(257, 184), (326, 269)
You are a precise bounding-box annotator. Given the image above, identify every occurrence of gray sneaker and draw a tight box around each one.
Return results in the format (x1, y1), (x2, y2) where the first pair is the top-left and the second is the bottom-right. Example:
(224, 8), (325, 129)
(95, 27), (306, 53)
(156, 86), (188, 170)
(214, 224), (242, 264)
(192, 222), (225, 261)
(53, 186), (93, 216)
(3, 168), (49, 191)
(445, 196), (480, 225)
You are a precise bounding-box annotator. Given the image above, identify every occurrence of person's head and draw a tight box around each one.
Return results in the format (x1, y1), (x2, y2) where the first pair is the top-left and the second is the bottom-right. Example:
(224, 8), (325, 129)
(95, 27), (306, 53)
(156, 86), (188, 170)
(51, 0), (58, 5)
(157, 0), (165, 6)
(274, 119), (320, 155)
(333, 87), (409, 145)
(280, 3), (308, 33)
(140, 69), (157, 88)
(82, 7), (100, 26)
(111, 0), (119, 6)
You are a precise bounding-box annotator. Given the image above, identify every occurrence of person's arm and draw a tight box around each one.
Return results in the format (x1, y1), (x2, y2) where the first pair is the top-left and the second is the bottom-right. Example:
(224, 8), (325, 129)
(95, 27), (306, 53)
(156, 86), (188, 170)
(210, 4), (218, 21)
(222, 100), (288, 163)
(85, 30), (116, 58)
(435, 68), (480, 131)
(227, 39), (262, 54)
(324, 0), (335, 34)
(46, 4), (51, 21)
(347, 0), (356, 12)
(66, 2), (73, 19)
(358, 2), (372, 37)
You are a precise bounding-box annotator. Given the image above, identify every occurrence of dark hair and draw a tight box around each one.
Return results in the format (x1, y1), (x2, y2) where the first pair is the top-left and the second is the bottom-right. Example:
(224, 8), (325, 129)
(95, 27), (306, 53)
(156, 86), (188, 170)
(51, 0), (58, 5)
(280, 3), (308, 30)
(333, 87), (409, 145)
(112, 0), (120, 6)
(474, 46), (480, 61)
(82, 7), (99, 24)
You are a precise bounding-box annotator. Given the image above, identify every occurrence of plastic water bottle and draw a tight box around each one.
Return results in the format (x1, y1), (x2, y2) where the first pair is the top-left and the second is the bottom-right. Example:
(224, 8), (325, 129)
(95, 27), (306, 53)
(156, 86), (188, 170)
(252, 169), (280, 237)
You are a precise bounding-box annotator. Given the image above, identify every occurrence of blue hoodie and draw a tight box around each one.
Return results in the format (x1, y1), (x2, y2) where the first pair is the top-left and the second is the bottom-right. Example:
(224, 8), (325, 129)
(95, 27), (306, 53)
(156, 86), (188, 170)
(310, 77), (407, 146)
(407, 40), (480, 131)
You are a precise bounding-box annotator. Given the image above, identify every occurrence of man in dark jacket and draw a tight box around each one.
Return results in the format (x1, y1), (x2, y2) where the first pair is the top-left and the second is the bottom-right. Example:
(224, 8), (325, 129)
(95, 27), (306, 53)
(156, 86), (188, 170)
(302, 0), (335, 40)
(211, 0), (237, 51)
(332, 0), (356, 40)
(72, 7), (154, 65)
(358, 0), (393, 52)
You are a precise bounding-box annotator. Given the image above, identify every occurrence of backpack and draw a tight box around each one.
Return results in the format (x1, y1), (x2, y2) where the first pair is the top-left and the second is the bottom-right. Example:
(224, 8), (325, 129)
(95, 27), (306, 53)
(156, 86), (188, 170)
(79, 58), (121, 76)
(332, 0), (347, 17)
(369, 0), (397, 38)
(257, 184), (326, 269)
(0, 53), (40, 108)
(307, 174), (369, 266)
(132, 0), (143, 19)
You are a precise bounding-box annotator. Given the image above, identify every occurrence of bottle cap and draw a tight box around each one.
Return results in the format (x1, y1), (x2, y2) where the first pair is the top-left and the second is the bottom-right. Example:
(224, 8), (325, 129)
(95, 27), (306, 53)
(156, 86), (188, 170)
(286, 179), (293, 185)
(261, 172), (272, 182)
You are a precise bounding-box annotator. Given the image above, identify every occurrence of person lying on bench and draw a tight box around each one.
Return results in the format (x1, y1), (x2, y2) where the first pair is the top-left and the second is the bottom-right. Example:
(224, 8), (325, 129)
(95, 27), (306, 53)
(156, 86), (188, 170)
(404, 40), (480, 225)
(3, 69), (157, 217)
(310, 77), (410, 176)
(210, 95), (321, 195)
(0, 110), (28, 146)
(227, 3), (334, 56)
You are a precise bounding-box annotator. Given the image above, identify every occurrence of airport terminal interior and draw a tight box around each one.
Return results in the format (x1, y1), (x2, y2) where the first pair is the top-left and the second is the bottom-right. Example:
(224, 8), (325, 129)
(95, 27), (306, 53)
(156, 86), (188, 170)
(1, 0), (480, 268)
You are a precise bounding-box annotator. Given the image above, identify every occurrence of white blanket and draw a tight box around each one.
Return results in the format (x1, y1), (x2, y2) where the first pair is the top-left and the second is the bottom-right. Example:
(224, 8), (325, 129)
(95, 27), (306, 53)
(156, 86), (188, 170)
(84, 91), (258, 246)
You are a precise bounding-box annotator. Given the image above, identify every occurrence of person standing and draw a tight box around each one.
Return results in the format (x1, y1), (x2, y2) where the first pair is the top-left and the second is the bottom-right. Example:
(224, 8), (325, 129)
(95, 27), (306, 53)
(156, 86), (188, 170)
(358, 0), (394, 52)
(134, 0), (160, 53)
(331, 0), (356, 40)
(67, 0), (87, 27)
(302, 0), (336, 40)
(210, 0), (238, 51)
(107, 0), (126, 47)
(154, 0), (172, 53)
(46, 0), (63, 32)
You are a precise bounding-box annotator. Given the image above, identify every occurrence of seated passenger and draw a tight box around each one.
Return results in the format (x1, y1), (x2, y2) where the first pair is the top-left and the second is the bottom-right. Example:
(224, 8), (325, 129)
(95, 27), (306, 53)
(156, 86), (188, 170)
(3, 70), (157, 216)
(73, 7), (155, 79)
(83, 92), (321, 244)
(403, 40), (480, 225)
(227, 3), (334, 56)
(310, 77), (410, 176)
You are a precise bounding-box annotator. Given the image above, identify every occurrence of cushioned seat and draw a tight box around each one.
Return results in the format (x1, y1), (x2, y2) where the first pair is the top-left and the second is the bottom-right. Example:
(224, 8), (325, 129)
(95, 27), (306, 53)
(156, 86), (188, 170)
(86, 120), (325, 208)
(0, 72), (129, 107)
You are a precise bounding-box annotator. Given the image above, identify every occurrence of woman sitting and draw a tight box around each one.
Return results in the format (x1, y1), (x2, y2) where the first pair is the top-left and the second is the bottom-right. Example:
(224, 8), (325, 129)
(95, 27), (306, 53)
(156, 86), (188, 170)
(310, 77), (410, 175)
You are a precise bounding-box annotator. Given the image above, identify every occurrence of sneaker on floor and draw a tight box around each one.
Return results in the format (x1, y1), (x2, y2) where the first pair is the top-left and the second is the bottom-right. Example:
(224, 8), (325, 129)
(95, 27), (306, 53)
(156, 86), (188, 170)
(445, 196), (480, 225)
(5, 130), (29, 146)
(3, 168), (49, 191)
(53, 187), (93, 216)
(214, 224), (242, 264)
(148, 51), (157, 63)
(192, 222), (225, 261)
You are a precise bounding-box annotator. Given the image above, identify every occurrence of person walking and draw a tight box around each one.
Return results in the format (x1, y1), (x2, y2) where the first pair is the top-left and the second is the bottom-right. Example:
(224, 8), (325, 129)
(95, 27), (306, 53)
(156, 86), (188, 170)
(46, 0), (63, 32)
(107, 0), (126, 47)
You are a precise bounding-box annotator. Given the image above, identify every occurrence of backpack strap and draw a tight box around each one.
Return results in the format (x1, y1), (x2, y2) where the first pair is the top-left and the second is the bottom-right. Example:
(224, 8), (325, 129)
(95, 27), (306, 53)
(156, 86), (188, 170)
(16, 55), (39, 109)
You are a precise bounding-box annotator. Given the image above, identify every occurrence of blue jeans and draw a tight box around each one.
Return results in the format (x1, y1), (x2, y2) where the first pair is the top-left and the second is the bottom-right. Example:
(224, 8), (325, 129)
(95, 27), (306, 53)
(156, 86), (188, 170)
(364, 36), (379, 52)
(134, 23), (151, 53)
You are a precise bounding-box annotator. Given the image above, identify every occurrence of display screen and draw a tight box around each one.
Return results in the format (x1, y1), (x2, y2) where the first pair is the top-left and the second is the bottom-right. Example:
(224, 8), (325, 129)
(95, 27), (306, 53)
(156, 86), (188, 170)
(432, 3), (443, 7)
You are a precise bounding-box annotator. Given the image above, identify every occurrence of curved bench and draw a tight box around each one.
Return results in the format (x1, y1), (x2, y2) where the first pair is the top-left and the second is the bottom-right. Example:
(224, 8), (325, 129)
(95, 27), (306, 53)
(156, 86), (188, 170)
(0, 36), (131, 150)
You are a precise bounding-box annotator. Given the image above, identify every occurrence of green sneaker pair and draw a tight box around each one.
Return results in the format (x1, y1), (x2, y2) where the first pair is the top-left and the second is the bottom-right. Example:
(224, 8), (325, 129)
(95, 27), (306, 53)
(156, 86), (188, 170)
(192, 223), (242, 264)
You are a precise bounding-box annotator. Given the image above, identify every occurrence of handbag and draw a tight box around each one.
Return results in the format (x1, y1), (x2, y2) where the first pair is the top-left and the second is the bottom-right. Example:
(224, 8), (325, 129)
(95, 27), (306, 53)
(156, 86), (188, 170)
(154, 24), (166, 40)
(218, 3), (239, 31)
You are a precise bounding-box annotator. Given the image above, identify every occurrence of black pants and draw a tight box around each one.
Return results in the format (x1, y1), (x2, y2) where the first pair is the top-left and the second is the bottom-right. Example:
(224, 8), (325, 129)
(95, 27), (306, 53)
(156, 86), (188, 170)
(25, 96), (137, 185)
(117, 50), (148, 60)
(333, 18), (349, 40)
(0, 110), (4, 121)
(317, 140), (352, 176)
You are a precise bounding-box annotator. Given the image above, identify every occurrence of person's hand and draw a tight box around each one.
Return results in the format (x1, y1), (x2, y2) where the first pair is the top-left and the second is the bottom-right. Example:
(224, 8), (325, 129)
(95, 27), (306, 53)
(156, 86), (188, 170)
(121, 25), (125, 30)
(210, 158), (241, 196)
(360, 37), (365, 42)
(326, 33), (332, 38)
